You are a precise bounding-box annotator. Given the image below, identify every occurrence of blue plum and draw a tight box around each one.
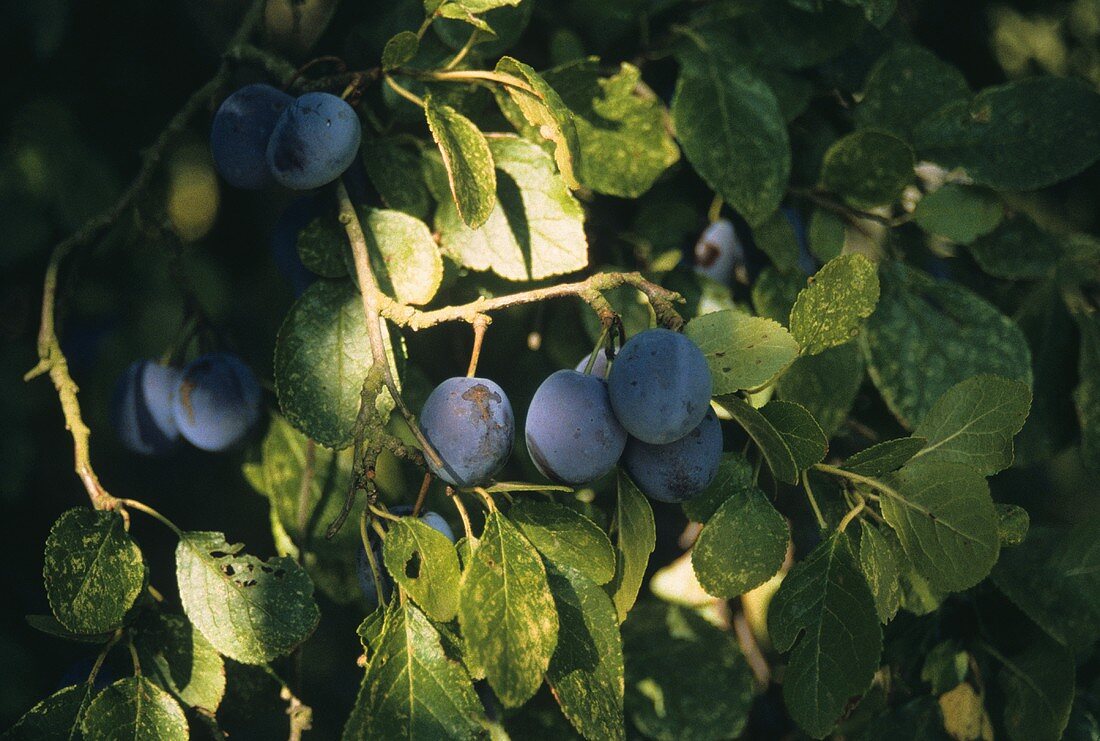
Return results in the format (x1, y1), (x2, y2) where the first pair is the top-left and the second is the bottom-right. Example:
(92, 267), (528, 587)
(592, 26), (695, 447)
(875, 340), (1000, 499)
(574, 350), (611, 379)
(622, 409), (723, 503)
(171, 353), (262, 452)
(271, 196), (320, 296)
(419, 377), (514, 487)
(607, 328), (712, 444)
(266, 93), (362, 190)
(210, 84), (293, 189)
(356, 506), (456, 606)
(525, 370), (627, 485)
(110, 360), (183, 456)
(693, 219), (745, 285)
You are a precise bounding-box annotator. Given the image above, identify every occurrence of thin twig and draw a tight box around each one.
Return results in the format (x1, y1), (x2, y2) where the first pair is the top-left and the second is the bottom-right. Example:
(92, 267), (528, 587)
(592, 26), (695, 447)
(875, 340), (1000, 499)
(466, 315), (490, 377)
(411, 473), (432, 517)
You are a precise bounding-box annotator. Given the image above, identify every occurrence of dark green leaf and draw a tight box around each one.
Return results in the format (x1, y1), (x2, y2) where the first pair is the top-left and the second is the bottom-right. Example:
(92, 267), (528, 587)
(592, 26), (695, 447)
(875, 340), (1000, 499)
(424, 94), (496, 228)
(855, 46), (970, 141)
(459, 511), (559, 707)
(25, 614), (113, 644)
(1, 684), (92, 741)
(819, 130), (914, 209)
(913, 77), (1100, 190)
(543, 59), (679, 198)
(776, 343), (865, 438)
(381, 31), (419, 70)
(509, 500), (615, 586)
(882, 461), (1000, 593)
(715, 395), (799, 484)
(858, 522), (903, 623)
(967, 213), (1063, 281)
(699, 4), (865, 71)
(545, 567), (625, 741)
(297, 216), (348, 279)
(844, 437), (927, 477)
(996, 633), (1074, 741)
(921, 640), (969, 695)
(176, 531), (320, 664)
(789, 253), (880, 355)
(841, 0), (895, 27)
(759, 400), (828, 471)
(607, 472), (656, 622)
(135, 612), (225, 712)
(910, 375), (1032, 475)
(44, 508), (144, 635)
(752, 209), (802, 273)
(682, 452), (754, 523)
(383, 517), (462, 622)
(913, 184), (1003, 244)
(81, 677), (187, 741)
(808, 209), (845, 262)
(769, 533), (882, 738)
(672, 51), (789, 226)
(1075, 312), (1100, 474)
(434, 134), (588, 281)
(751, 266), (804, 325)
(861, 697), (951, 740)
(861, 261), (1032, 428)
(362, 139), (433, 221)
(692, 486), (789, 598)
(343, 602), (484, 740)
(996, 504), (1030, 547)
(684, 309), (799, 393)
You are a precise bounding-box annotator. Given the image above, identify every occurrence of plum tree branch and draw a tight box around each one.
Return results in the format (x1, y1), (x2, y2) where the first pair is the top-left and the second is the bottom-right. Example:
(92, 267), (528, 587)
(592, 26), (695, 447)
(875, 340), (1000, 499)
(23, 0), (268, 511)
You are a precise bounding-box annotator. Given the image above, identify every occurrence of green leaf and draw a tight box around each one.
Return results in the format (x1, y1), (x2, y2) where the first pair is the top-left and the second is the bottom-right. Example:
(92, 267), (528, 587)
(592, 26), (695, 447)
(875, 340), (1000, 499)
(543, 59), (679, 198)
(922, 640), (970, 695)
(861, 261), (1032, 428)
(424, 95), (496, 228)
(135, 612), (225, 712)
(843, 437), (927, 477)
(991, 523), (1100, 650)
(44, 508), (144, 635)
(274, 280), (395, 449)
(545, 567), (625, 741)
(759, 400), (828, 471)
(448, 0), (522, 12)
(296, 215), (348, 279)
(509, 500), (615, 586)
(768, 533), (882, 738)
(967, 213), (1063, 281)
(356, 608), (385, 657)
(790, 253), (880, 355)
(776, 343), (864, 438)
(1, 684), (92, 741)
(858, 522), (903, 623)
(913, 184), (1003, 244)
(607, 472), (656, 622)
(819, 130), (914, 209)
(938, 683), (993, 741)
(841, 0), (895, 27)
(495, 56), (580, 189)
(752, 209), (802, 273)
(692, 486), (789, 598)
(910, 375), (1032, 475)
(176, 531), (320, 664)
(672, 51), (789, 226)
(382, 517), (462, 622)
(25, 614), (113, 644)
(362, 139), (432, 221)
(682, 452), (753, 523)
(881, 461), (1000, 593)
(996, 634), (1075, 741)
(862, 697), (951, 740)
(715, 395), (799, 484)
(381, 30), (419, 70)
(684, 310), (799, 393)
(855, 45), (970, 141)
(459, 511), (559, 707)
(434, 134), (588, 281)
(914, 77), (1100, 190)
(343, 601), (485, 741)
(808, 209), (845, 262)
(996, 504), (1030, 547)
(81, 677), (187, 741)
(1075, 312), (1100, 474)
(361, 208), (443, 305)
(752, 266), (804, 325)
(624, 603), (754, 740)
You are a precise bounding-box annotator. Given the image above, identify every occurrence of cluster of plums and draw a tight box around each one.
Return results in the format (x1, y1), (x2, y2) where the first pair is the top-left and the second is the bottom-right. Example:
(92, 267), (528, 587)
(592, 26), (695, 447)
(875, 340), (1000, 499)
(416, 327), (723, 504)
(210, 83), (362, 191)
(111, 353), (262, 455)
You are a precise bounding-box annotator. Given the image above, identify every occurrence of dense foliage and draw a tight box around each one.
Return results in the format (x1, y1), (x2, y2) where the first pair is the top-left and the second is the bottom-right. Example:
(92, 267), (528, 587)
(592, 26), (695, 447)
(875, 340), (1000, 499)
(3, 0), (1100, 739)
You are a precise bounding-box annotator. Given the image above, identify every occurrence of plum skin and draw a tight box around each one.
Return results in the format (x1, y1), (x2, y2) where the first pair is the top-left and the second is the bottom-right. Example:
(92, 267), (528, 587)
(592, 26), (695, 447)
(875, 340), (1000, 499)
(574, 350), (611, 379)
(271, 195), (320, 296)
(693, 219), (743, 285)
(622, 408), (723, 503)
(525, 369), (627, 485)
(607, 328), (713, 445)
(419, 377), (514, 488)
(266, 92), (362, 190)
(356, 506), (455, 606)
(210, 84), (292, 189)
(171, 353), (262, 452)
(110, 360), (183, 456)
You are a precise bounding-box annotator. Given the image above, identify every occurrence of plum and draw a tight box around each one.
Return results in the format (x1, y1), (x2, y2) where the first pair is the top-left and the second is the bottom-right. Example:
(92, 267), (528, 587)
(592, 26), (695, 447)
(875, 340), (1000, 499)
(525, 369), (627, 485)
(210, 84), (292, 189)
(110, 360), (183, 456)
(266, 92), (362, 190)
(607, 328), (712, 444)
(270, 196), (319, 296)
(418, 377), (514, 487)
(171, 353), (262, 452)
(622, 409), (723, 503)
(693, 219), (745, 285)
(574, 350), (611, 379)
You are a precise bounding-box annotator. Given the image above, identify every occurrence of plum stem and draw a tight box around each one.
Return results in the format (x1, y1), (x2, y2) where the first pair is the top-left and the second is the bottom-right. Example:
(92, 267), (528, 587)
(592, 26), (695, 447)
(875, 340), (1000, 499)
(801, 471), (828, 531)
(360, 509), (388, 609)
(411, 473), (432, 518)
(466, 315), (491, 377)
